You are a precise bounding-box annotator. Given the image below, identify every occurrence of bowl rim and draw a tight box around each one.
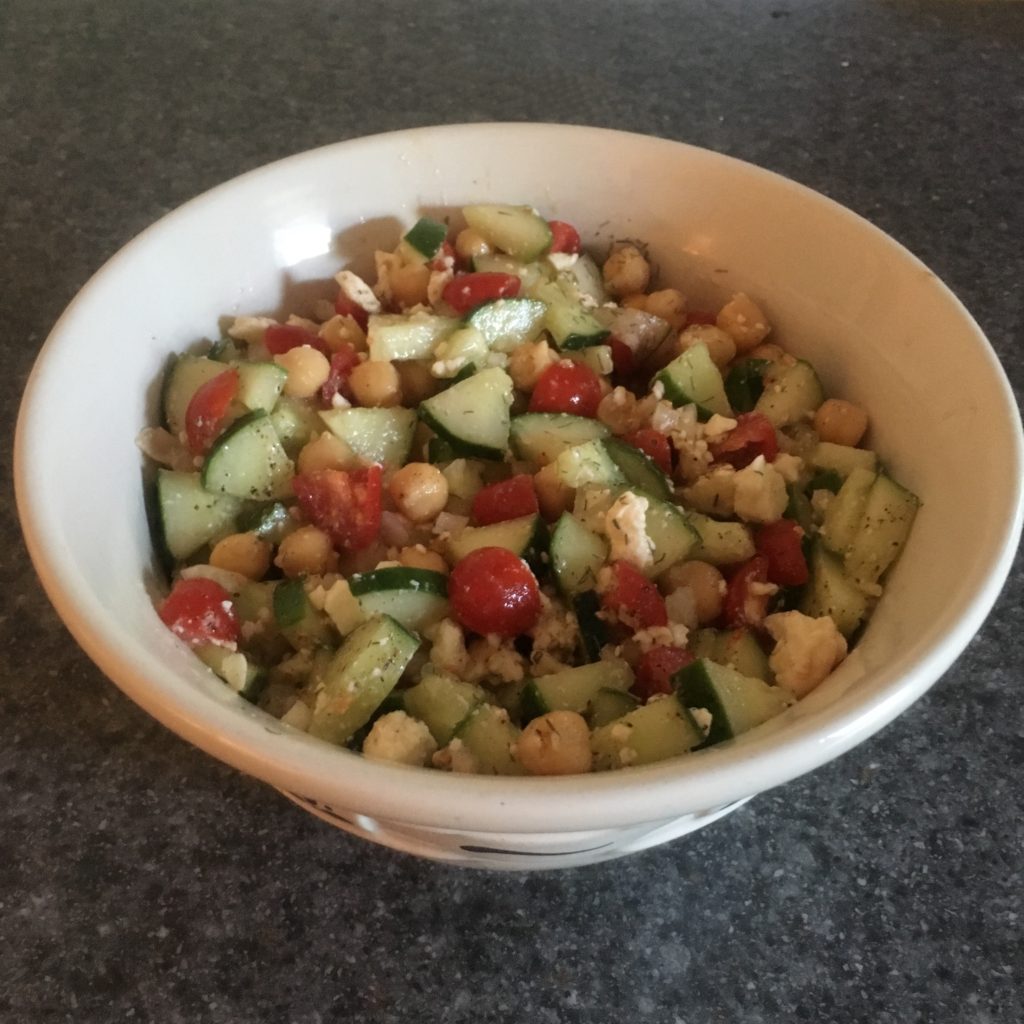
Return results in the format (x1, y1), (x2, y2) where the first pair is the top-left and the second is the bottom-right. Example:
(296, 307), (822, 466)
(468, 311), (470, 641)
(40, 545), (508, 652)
(15, 122), (1024, 834)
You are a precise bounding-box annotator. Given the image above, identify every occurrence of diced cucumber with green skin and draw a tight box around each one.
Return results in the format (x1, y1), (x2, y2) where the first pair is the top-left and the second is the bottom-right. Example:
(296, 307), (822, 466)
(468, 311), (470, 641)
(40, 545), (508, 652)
(236, 361), (287, 413)
(466, 298), (547, 352)
(367, 313), (458, 362)
(550, 513), (609, 597)
(536, 281), (610, 350)
(724, 359), (770, 413)
(586, 687), (639, 728)
(348, 567), (450, 632)
(472, 253), (551, 291)
(446, 514), (546, 564)
(427, 436), (458, 463)
(686, 512), (756, 566)
(462, 204), (553, 262)
(509, 413), (609, 466)
(592, 307), (671, 364)
(843, 473), (920, 586)
(195, 643), (266, 703)
(233, 580), (290, 663)
(800, 541), (870, 637)
(270, 395), (321, 456)
(453, 703), (524, 775)
(754, 360), (824, 427)
(319, 406), (417, 467)
(554, 439), (626, 489)
(402, 673), (489, 746)
(809, 441), (878, 478)
(785, 484), (815, 534)
(202, 410), (294, 500)
(807, 468), (844, 494)
(674, 658), (793, 746)
(572, 484), (616, 533)
(308, 615), (420, 746)
(418, 366), (514, 460)
(569, 345), (613, 377)
(236, 500), (295, 544)
(402, 217), (448, 260)
(641, 491), (701, 577)
(558, 253), (607, 307)
(521, 659), (633, 721)
(591, 695), (704, 770)
(821, 467), (877, 555)
(274, 578), (335, 650)
(209, 338), (243, 363)
(156, 470), (243, 560)
(573, 590), (608, 662)
(655, 343), (732, 419)
(603, 437), (673, 501)
(693, 628), (774, 683)
(161, 355), (226, 436)
(432, 327), (488, 378)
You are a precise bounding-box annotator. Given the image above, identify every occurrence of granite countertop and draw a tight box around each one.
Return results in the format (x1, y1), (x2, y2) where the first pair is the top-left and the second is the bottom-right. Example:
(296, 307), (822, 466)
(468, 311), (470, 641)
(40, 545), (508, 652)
(2, 1), (1022, 1021)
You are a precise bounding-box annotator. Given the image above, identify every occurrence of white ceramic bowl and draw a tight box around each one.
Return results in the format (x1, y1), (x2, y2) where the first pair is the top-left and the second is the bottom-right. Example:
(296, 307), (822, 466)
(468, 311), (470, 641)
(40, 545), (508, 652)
(16, 124), (1023, 869)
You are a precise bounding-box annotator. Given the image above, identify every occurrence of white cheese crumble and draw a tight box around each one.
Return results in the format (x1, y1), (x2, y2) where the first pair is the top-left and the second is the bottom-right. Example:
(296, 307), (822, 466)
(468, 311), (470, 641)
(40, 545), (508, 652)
(334, 269), (382, 314)
(323, 579), (365, 637)
(227, 315), (277, 345)
(763, 610), (848, 697)
(363, 711), (437, 767)
(604, 492), (654, 571)
(632, 623), (690, 653)
(772, 452), (805, 484)
(733, 455), (790, 523)
(546, 252), (579, 272)
(703, 414), (739, 440)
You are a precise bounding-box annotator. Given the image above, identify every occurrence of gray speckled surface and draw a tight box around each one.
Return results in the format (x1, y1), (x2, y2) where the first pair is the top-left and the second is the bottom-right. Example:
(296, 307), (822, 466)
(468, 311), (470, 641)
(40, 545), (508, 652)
(2, 1), (1023, 1021)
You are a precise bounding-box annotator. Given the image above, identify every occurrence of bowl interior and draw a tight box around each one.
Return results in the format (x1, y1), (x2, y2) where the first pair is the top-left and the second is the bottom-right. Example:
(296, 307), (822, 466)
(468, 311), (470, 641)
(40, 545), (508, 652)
(16, 124), (1023, 833)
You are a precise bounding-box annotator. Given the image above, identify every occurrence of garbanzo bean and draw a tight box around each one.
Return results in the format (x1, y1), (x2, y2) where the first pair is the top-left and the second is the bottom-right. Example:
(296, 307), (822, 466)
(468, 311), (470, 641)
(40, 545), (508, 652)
(678, 324), (737, 369)
(661, 560), (726, 624)
(455, 228), (491, 261)
(388, 463), (449, 523)
(274, 526), (338, 578)
(399, 544), (449, 574)
(516, 711), (592, 775)
(349, 360), (402, 408)
(644, 288), (687, 329)
(533, 462), (574, 520)
(813, 398), (868, 447)
(716, 292), (771, 352)
(274, 345), (331, 399)
(602, 243), (650, 298)
(507, 338), (556, 392)
(209, 532), (272, 581)
(389, 261), (430, 308)
(297, 432), (355, 474)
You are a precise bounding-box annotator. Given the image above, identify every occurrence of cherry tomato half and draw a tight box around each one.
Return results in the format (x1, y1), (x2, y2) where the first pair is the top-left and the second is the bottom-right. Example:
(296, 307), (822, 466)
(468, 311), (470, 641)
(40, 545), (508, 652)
(159, 577), (239, 646)
(334, 294), (369, 331)
(601, 560), (668, 630)
(755, 519), (809, 586)
(609, 336), (635, 377)
(710, 412), (779, 469)
(722, 555), (772, 629)
(624, 428), (673, 475)
(441, 272), (521, 315)
(448, 547), (541, 637)
(184, 368), (239, 455)
(633, 645), (695, 702)
(292, 465), (383, 551)
(471, 474), (539, 527)
(319, 344), (360, 408)
(264, 323), (329, 357)
(528, 360), (604, 418)
(547, 220), (582, 255)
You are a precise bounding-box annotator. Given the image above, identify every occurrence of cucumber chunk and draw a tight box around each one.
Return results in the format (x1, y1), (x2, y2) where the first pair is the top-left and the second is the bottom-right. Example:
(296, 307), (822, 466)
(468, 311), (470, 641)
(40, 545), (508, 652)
(674, 658), (793, 746)
(348, 567), (450, 631)
(402, 672), (488, 745)
(724, 358), (770, 413)
(535, 281), (610, 350)
(692, 627), (773, 682)
(572, 590), (609, 663)
(521, 659), (633, 721)
(418, 366), (514, 460)
(454, 703), (524, 775)
(557, 253), (608, 306)
(308, 615), (420, 746)
(591, 694), (704, 770)
(466, 298), (546, 352)
(462, 204), (553, 262)
(201, 410), (294, 500)
(809, 441), (878, 479)
(472, 253), (551, 291)
(754, 360), (824, 427)
(367, 312), (458, 362)
(236, 500), (294, 544)
(402, 217), (448, 260)
(554, 439), (626, 489)
(655, 343), (732, 419)
(586, 687), (639, 728)
(686, 512), (756, 566)
(603, 437), (673, 501)
(446, 514), (546, 564)
(319, 406), (417, 467)
(269, 395), (321, 456)
(156, 469), (242, 560)
(273, 578), (335, 650)
(843, 473), (920, 586)
(800, 540), (870, 637)
(236, 361), (287, 413)
(550, 513), (609, 597)
(161, 355), (226, 436)
(821, 467), (876, 555)
(194, 644), (266, 704)
(509, 413), (609, 465)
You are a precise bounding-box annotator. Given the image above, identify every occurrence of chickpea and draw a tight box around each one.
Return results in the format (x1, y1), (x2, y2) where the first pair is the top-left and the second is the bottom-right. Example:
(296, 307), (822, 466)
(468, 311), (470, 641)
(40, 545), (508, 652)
(389, 261), (430, 308)
(209, 532), (272, 580)
(533, 462), (574, 520)
(319, 313), (367, 353)
(507, 338), (556, 392)
(274, 345), (331, 399)
(395, 359), (438, 404)
(716, 292), (771, 352)
(644, 288), (687, 330)
(747, 342), (786, 363)
(297, 432), (356, 474)
(602, 243), (651, 298)
(388, 463), (449, 523)
(661, 561), (725, 624)
(349, 360), (402, 408)
(620, 293), (649, 312)
(274, 526), (338, 578)
(678, 324), (737, 369)
(455, 227), (491, 261)
(516, 710), (592, 776)
(813, 398), (868, 447)
(399, 544), (449, 574)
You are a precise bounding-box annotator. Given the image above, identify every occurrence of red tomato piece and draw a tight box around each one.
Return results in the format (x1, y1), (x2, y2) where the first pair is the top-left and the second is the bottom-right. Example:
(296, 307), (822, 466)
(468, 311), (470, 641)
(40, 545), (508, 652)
(528, 360), (604, 418)
(601, 560), (668, 630)
(448, 547), (541, 637)
(609, 336), (634, 376)
(441, 272), (521, 315)
(722, 555), (772, 629)
(633, 646), (695, 702)
(547, 220), (582, 255)
(159, 578), (239, 646)
(624, 428), (672, 474)
(710, 412), (779, 469)
(334, 294), (370, 332)
(471, 474), (539, 526)
(292, 465), (383, 551)
(756, 519), (809, 586)
(430, 240), (456, 271)
(319, 344), (360, 408)
(264, 323), (329, 356)
(685, 310), (718, 327)
(184, 368), (239, 455)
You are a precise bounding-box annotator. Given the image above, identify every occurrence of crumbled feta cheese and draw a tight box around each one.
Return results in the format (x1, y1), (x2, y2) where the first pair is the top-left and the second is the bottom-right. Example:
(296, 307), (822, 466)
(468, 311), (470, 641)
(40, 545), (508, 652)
(689, 707), (713, 736)
(632, 623), (689, 653)
(227, 315), (277, 345)
(323, 579), (365, 636)
(362, 711), (437, 766)
(605, 492), (654, 571)
(465, 634), (526, 684)
(334, 269), (382, 314)
(733, 455), (789, 523)
(286, 314), (321, 333)
(649, 400), (712, 482)
(763, 610), (848, 697)
(546, 252), (579, 272)
(219, 652), (250, 692)
(432, 737), (479, 774)
(680, 465), (737, 516)
(373, 250), (400, 304)
(424, 618), (469, 677)
(427, 266), (454, 307)
(280, 700), (312, 731)
(703, 414), (739, 441)
(772, 452), (804, 484)
(331, 392), (352, 409)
